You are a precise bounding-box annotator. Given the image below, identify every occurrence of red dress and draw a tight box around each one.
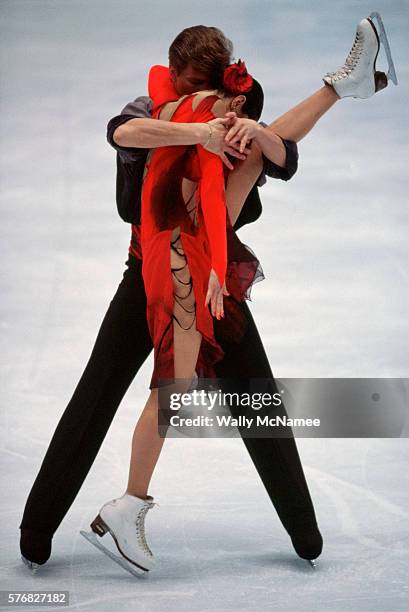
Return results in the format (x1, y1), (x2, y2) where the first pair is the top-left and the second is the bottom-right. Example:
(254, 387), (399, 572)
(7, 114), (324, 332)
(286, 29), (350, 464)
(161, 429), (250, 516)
(140, 65), (264, 389)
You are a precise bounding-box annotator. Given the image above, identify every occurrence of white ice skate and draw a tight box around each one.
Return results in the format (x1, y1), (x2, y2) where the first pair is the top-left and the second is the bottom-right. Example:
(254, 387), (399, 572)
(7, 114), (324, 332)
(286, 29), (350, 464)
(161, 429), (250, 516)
(323, 12), (398, 99)
(80, 492), (158, 577)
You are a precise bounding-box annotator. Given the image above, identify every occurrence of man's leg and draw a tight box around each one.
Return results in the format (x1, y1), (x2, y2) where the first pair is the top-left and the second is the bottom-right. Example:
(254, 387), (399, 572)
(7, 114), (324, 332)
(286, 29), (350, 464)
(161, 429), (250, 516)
(214, 301), (322, 560)
(19, 256), (153, 564)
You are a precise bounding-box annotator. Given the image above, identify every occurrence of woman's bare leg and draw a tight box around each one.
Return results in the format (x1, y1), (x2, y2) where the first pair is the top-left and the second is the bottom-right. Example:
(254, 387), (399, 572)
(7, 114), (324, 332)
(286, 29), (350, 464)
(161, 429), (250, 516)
(126, 230), (201, 498)
(266, 85), (339, 143)
(170, 227), (202, 382)
(126, 388), (165, 498)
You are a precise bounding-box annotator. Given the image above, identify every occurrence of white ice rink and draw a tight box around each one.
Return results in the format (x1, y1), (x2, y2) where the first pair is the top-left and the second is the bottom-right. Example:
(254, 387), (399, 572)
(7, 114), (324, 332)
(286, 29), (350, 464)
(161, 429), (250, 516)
(1, 1), (408, 610)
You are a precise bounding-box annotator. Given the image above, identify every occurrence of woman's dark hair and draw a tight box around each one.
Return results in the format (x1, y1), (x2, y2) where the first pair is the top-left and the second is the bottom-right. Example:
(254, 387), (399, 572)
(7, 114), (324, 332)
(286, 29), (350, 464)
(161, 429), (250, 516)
(168, 25), (233, 88)
(241, 78), (264, 121)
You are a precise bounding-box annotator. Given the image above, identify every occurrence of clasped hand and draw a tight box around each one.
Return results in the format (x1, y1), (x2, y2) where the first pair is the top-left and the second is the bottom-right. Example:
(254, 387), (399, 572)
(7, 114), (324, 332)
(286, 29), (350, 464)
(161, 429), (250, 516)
(204, 111), (260, 169)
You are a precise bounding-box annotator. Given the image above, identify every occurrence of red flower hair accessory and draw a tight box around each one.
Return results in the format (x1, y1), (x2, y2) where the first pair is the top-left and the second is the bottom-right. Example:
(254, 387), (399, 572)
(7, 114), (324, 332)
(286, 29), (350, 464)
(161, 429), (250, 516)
(223, 59), (253, 94)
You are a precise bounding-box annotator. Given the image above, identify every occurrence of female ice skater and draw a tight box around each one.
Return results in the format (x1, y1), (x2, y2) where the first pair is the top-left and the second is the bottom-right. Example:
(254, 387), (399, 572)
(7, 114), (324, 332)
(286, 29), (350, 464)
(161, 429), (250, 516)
(20, 14), (397, 576)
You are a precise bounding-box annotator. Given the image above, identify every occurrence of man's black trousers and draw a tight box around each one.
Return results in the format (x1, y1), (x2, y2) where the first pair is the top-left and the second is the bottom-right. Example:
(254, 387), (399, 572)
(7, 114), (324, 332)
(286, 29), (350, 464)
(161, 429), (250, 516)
(20, 255), (319, 543)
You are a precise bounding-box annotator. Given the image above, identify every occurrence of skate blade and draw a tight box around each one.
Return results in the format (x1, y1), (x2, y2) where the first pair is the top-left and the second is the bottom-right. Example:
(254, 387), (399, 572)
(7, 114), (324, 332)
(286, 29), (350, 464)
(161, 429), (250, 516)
(80, 530), (148, 578)
(368, 11), (398, 85)
(21, 555), (39, 574)
(307, 558), (317, 569)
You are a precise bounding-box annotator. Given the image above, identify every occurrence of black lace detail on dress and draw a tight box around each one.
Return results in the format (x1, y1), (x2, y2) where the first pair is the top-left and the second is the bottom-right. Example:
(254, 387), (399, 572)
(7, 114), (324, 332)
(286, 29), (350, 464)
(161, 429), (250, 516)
(170, 230), (197, 331)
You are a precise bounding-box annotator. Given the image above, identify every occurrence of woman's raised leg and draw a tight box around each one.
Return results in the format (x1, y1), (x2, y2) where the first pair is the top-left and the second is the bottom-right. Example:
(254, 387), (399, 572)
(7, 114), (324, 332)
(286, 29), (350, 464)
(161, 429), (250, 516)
(266, 85), (339, 143)
(264, 13), (397, 144)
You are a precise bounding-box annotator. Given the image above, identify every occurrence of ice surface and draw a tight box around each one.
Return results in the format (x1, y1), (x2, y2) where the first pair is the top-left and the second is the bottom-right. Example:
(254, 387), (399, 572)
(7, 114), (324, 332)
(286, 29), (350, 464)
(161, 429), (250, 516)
(1, 1), (408, 610)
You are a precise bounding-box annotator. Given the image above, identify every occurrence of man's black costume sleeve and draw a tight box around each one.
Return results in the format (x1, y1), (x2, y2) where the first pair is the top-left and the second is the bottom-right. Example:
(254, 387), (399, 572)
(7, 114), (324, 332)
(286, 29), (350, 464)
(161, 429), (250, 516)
(106, 97), (152, 224)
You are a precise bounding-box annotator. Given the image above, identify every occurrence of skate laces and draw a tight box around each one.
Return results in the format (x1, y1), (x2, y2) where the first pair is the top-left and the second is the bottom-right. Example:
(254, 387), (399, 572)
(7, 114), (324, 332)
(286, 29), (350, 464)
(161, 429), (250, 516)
(325, 30), (364, 80)
(134, 500), (157, 557)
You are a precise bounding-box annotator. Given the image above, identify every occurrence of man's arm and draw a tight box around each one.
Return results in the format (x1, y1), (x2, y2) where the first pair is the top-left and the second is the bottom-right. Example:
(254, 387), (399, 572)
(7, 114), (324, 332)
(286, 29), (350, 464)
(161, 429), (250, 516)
(109, 97), (247, 169)
(105, 96), (249, 224)
(105, 96), (297, 226)
(259, 132), (299, 182)
(106, 96), (153, 163)
(114, 117), (212, 148)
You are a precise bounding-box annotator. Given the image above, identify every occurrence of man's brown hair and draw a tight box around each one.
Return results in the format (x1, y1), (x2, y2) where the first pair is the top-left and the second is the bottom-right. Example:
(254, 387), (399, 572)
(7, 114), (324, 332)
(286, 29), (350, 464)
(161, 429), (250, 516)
(168, 25), (233, 88)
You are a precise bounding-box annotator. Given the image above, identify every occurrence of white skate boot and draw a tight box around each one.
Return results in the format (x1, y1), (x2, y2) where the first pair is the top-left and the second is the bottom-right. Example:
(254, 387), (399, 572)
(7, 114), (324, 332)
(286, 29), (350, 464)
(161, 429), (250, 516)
(80, 492), (157, 577)
(323, 12), (398, 99)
